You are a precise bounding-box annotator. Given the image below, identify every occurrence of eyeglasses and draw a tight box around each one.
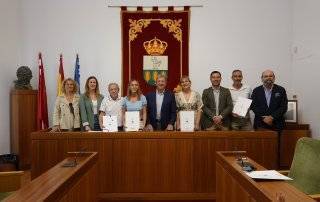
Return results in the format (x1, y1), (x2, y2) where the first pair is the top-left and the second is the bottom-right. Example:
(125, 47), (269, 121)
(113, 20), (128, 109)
(69, 103), (74, 117)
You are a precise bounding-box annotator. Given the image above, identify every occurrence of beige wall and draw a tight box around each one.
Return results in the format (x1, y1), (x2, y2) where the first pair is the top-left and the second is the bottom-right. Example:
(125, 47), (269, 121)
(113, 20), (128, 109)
(0, 0), (21, 154)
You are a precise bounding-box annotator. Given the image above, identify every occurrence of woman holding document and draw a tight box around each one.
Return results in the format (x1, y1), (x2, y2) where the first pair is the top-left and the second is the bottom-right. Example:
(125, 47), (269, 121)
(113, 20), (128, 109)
(175, 76), (203, 131)
(121, 79), (147, 130)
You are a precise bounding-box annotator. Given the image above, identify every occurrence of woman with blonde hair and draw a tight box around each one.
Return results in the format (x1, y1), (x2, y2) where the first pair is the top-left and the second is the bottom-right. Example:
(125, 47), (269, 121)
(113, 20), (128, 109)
(175, 75), (203, 130)
(79, 76), (104, 131)
(121, 79), (147, 130)
(51, 78), (81, 132)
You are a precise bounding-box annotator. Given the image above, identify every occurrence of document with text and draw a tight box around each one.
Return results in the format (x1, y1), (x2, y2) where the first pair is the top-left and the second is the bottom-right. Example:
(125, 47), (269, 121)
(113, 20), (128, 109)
(180, 111), (195, 132)
(125, 111), (140, 132)
(103, 115), (118, 132)
(245, 170), (292, 180)
(232, 97), (252, 117)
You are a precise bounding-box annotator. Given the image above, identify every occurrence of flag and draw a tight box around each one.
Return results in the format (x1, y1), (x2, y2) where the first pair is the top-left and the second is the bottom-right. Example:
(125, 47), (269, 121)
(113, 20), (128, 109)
(37, 52), (49, 130)
(57, 54), (65, 96)
(74, 54), (80, 93)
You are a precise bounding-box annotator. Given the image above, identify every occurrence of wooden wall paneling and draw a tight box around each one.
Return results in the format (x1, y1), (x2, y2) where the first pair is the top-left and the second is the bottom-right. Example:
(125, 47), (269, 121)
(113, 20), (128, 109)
(97, 139), (113, 193)
(172, 139), (194, 192)
(31, 134), (69, 179)
(207, 137), (229, 193)
(193, 138), (210, 193)
(280, 129), (311, 168)
(245, 137), (277, 170)
(59, 163), (98, 202)
(112, 138), (194, 193)
(30, 131), (281, 201)
(67, 137), (98, 152)
(216, 161), (255, 202)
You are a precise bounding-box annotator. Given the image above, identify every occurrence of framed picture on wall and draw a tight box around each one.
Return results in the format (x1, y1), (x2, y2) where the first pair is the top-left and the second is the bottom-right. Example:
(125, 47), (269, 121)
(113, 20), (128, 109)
(285, 100), (298, 123)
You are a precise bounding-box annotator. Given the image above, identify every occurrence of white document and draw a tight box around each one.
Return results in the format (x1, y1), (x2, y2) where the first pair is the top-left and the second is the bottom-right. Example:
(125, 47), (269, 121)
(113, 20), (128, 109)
(180, 111), (195, 132)
(102, 115), (118, 132)
(245, 170), (292, 180)
(232, 97), (252, 117)
(125, 111), (140, 132)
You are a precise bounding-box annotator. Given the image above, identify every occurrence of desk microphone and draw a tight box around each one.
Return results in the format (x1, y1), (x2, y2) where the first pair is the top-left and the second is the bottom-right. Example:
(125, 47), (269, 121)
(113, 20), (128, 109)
(236, 157), (256, 172)
(61, 147), (87, 168)
(74, 146), (87, 165)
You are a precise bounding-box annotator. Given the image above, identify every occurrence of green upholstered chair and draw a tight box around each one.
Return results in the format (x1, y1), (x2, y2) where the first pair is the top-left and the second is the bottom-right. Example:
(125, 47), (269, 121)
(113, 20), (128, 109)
(287, 137), (320, 201)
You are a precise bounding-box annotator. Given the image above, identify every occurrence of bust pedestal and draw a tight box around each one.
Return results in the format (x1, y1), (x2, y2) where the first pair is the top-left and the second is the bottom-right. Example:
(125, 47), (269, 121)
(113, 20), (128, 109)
(10, 90), (38, 169)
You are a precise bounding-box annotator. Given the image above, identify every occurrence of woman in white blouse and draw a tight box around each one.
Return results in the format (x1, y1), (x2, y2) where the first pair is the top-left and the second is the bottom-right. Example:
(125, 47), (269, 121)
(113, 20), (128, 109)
(175, 75), (203, 130)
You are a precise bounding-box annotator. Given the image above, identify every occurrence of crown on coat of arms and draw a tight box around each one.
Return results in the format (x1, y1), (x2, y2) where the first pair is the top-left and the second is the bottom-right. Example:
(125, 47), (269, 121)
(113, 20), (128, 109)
(143, 37), (168, 55)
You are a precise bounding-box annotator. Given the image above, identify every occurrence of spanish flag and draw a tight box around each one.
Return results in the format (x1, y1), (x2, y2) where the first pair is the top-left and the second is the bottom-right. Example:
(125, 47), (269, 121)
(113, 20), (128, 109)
(57, 54), (65, 96)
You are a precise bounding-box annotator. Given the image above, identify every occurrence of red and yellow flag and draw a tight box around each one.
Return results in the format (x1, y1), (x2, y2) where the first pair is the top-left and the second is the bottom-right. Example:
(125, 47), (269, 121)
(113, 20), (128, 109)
(57, 54), (65, 96)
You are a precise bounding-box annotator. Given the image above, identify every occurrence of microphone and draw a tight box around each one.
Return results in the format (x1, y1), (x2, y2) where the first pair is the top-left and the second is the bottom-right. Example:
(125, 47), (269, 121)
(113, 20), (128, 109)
(61, 147), (87, 168)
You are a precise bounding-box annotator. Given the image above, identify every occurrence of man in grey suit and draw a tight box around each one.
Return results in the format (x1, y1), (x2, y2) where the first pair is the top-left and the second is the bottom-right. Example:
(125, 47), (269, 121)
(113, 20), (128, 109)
(201, 71), (233, 130)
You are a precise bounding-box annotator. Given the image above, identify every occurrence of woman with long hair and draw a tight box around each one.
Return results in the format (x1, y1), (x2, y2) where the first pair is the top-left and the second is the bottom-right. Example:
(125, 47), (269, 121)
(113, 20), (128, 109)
(51, 78), (81, 132)
(122, 79), (147, 130)
(79, 76), (104, 131)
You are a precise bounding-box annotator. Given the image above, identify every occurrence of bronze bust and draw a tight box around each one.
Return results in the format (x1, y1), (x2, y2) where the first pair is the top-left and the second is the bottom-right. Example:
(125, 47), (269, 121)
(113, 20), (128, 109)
(14, 66), (33, 90)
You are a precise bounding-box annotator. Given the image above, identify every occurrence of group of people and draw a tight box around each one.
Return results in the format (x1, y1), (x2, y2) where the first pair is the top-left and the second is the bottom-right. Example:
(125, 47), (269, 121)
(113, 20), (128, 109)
(50, 69), (288, 132)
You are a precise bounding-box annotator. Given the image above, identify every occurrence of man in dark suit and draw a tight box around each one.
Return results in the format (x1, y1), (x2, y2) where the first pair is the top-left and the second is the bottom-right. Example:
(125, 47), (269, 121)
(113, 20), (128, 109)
(201, 71), (233, 130)
(251, 70), (288, 131)
(145, 75), (177, 131)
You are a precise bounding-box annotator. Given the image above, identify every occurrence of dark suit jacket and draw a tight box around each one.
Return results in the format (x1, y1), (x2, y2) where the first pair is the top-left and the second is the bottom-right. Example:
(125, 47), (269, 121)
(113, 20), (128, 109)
(201, 86), (233, 129)
(251, 84), (288, 131)
(146, 90), (177, 130)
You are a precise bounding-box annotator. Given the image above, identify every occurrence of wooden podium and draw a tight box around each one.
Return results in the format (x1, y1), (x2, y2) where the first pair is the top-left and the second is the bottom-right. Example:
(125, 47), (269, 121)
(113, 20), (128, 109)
(10, 90), (37, 169)
(216, 151), (315, 202)
(5, 152), (98, 201)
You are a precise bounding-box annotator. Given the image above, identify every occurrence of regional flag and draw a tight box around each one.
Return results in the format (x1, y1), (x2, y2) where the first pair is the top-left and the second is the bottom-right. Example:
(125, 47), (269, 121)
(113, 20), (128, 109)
(57, 54), (65, 96)
(37, 52), (49, 130)
(74, 54), (80, 93)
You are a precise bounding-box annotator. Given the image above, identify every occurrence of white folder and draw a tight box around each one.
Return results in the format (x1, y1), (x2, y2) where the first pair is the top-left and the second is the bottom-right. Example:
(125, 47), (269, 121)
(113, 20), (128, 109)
(103, 115), (118, 132)
(180, 111), (195, 132)
(125, 111), (140, 132)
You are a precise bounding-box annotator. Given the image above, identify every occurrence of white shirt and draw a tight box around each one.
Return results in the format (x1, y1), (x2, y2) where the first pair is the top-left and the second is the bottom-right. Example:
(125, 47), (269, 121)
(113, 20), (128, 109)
(156, 90), (164, 120)
(100, 95), (123, 126)
(212, 87), (220, 116)
(229, 84), (252, 118)
(229, 84), (252, 105)
(92, 100), (98, 115)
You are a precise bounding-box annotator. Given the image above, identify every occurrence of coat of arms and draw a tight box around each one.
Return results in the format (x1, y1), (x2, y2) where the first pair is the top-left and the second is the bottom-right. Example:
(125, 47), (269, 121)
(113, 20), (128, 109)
(143, 37), (168, 85)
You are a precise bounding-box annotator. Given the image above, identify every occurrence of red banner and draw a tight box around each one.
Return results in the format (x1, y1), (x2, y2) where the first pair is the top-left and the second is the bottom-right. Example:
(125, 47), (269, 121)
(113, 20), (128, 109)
(37, 52), (49, 130)
(121, 8), (190, 95)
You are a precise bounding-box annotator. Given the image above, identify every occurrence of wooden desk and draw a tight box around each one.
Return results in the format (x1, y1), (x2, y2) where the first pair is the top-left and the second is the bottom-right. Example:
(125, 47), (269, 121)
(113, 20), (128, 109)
(216, 151), (315, 202)
(5, 152), (98, 202)
(31, 131), (277, 201)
